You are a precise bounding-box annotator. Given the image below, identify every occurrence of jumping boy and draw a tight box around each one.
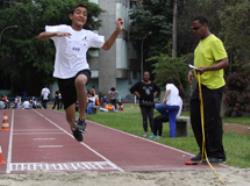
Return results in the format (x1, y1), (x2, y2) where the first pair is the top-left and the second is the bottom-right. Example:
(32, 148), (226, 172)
(36, 4), (124, 142)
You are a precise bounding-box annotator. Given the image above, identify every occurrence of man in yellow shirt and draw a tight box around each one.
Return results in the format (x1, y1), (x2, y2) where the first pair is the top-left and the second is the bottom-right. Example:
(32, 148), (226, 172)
(187, 16), (229, 164)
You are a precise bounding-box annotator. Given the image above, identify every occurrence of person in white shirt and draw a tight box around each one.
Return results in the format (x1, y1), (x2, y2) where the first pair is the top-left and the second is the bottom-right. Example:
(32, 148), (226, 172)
(41, 86), (50, 109)
(36, 4), (124, 142)
(23, 100), (31, 109)
(153, 81), (183, 138)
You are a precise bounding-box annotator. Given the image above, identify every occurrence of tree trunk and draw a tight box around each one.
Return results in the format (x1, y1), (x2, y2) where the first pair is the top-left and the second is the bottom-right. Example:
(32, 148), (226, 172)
(172, 0), (178, 58)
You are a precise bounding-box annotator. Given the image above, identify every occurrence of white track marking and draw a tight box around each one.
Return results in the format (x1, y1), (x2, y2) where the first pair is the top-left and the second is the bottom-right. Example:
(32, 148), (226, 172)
(33, 138), (56, 141)
(38, 145), (64, 148)
(14, 129), (63, 135)
(15, 129), (59, 131)
(14, 132), (64, 135)
(34, 110), (124, 172)
(6, 110), (15, 173)
(9, 161), (117, 172)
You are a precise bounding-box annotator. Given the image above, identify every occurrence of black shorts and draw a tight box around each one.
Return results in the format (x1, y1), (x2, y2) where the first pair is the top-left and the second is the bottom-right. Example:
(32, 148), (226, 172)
(57, 70), (91, 109)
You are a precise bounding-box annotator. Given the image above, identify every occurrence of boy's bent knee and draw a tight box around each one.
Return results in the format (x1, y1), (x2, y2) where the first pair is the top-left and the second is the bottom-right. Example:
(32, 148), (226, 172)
(75, 74), (87, 86)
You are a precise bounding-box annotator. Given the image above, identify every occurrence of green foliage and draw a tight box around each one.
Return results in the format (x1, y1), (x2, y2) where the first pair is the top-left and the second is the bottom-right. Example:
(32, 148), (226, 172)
(218, 1), (250, 117)
(220, 0), (250, 72)
(149, 53), (192, 96)
(224, 72), (250, 116)
(178, 0), (227, 54)
(129, 0), (172, 57)
(0, 0), (102, 95)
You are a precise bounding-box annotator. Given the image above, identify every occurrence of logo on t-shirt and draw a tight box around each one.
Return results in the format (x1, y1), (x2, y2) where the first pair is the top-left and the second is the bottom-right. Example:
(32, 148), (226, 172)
(65, 40), (86, 57)
(143, 86), (153, 95)
(72, 47), (80, 52)
(82, 36), (87, 41)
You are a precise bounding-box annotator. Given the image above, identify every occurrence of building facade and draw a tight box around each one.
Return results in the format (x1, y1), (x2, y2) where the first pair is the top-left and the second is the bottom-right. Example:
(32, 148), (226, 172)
(88, 0), (139, 100)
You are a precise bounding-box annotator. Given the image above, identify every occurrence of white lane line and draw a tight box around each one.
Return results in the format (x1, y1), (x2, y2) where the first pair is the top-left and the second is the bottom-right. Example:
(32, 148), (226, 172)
(6, 110), (15, 174)
(34, 110), (124, 172)
(33, 138), (56, 141)
(38, 145), (63, 148)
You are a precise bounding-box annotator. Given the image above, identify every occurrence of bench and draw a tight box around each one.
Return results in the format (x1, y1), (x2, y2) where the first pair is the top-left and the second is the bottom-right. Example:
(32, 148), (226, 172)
(175, 116), (190, 137)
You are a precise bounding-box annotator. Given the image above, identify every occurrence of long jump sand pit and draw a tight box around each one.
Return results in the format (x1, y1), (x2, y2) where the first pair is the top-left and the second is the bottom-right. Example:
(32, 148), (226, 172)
(0, 168), (249, 186)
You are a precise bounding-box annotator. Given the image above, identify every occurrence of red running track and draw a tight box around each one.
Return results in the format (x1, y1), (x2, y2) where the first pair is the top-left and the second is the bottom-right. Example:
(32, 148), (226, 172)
(0, 109), (222, 173)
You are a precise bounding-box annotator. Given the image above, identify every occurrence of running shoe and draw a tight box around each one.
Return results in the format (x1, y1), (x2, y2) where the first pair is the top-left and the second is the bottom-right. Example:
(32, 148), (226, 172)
(71, 126), (83, 142)
(77, 119), (87, 132)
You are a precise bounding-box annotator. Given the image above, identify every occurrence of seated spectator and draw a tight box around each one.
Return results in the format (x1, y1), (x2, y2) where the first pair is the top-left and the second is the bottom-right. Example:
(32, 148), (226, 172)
(1, 95), (9, 109)
(30, 97), (38, 109)
(23, 100), (31, 109)
(108, 87), (119, 110)
(0, 101), (6, 109)
(14, 96), (22, 109)
(100, 95), (108, 106)
(105, 104), (115, 112)
(118, 101), (124, 112)
(86, 89), (99, 114)
(153, 80), (183, 139)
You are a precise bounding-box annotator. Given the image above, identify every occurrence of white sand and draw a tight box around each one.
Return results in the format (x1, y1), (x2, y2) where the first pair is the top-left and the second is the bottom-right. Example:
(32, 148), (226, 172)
(0, 168), (249, 186)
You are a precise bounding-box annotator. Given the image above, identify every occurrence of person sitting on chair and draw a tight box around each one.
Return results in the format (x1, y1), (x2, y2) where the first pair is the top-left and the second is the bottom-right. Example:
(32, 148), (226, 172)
(153, 80), (183, 138)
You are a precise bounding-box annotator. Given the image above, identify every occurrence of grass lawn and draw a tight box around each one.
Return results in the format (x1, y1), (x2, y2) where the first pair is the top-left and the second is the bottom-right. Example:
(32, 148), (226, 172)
(223, 116), (250, 126)
(87, 104), (250, 168)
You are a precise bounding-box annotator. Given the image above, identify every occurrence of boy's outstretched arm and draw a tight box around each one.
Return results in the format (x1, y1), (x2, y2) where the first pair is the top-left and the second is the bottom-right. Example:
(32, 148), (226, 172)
(36, 32), (71, 40)
(102, 18), (124, 50)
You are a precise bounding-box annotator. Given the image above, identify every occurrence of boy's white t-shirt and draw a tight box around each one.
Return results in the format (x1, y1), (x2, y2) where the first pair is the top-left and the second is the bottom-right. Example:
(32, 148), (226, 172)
(45, 25), (105, 79)
(165, 83), (183, 117)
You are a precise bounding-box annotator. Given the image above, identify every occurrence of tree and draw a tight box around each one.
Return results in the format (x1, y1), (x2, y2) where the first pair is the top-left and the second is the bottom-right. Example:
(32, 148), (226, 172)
(0, 0), (102, 95)
(172, 0), (178, 58)
(224, 72), (250, 116)
(219, 1), (250, 116)
(149, 53), (192, 97)
(177, 0), (227, 55)
(220, 0), (250, 73)
(129, 0), (173, 72)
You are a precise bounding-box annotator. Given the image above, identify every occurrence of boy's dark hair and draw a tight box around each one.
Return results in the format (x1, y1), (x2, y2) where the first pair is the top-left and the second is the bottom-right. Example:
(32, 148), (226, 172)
(70, 4), (88, 14)
(165, 78), (176, 85)
(193, 16), (209, 25)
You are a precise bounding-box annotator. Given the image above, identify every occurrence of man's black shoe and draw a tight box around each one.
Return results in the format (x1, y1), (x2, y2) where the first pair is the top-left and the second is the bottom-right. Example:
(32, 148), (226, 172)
(207, 157), (225, 164)
(191, 153), (202, 163)
(71, 127), (83, 142)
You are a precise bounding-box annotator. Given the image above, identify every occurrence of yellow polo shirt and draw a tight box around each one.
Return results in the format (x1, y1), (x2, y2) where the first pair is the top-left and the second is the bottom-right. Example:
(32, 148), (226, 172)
(194, 34), (228, 89)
